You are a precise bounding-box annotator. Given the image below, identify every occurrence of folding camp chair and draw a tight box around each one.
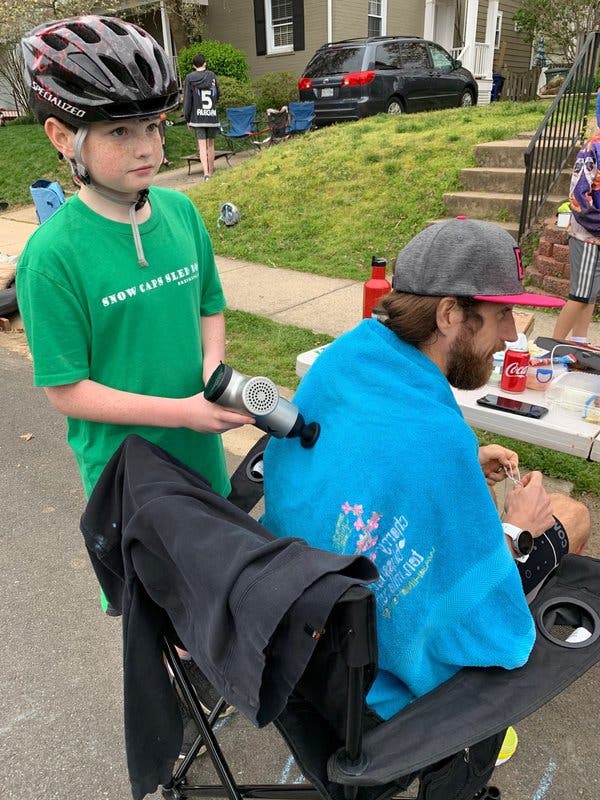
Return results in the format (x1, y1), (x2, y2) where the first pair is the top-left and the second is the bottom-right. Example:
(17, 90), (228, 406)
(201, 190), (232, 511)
(81, 434), (600, 800)
(221, 105), (265, 151)
(253, 107), (292, 148)
(288, 101), (315, 135)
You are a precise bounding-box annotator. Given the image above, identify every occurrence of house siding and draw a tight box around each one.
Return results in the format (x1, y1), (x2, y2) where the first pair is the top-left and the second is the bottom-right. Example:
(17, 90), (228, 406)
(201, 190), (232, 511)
(387, 1), (424, 38)
(472, 0), (531, 74)
(205, 0), (426, 79)
(206, 0), (326, 77)
(494, 0), (531, 73)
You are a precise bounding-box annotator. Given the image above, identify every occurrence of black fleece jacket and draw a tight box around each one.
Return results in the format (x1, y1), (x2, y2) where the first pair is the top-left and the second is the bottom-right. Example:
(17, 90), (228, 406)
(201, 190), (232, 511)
(80, 435), (377, 800)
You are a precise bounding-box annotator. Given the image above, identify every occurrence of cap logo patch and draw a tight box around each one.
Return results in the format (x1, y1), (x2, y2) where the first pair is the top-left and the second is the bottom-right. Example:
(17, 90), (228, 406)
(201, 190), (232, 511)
(513, 246), (524, 280)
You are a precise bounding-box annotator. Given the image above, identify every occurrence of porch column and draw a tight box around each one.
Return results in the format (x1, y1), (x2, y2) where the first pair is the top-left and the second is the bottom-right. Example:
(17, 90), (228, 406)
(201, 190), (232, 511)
(483, 0), (499, 79)
(423, 0), (436, 41)
(462, 0), (479, 73)
(159, 0), (174, 62)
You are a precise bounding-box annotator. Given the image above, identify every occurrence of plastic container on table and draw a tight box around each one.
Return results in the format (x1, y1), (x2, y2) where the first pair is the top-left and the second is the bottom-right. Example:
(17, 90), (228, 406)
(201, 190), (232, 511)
(545, 372), (600, 423)
(526, 363), (568, 391)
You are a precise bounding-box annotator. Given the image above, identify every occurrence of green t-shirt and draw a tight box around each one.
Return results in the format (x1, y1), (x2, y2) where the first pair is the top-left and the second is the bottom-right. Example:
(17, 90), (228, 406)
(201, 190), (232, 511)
(17, 187), (230, 498)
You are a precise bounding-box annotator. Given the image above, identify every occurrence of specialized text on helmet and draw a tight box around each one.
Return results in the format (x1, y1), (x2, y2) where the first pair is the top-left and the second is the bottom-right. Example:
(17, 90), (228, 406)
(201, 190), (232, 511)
(31, 80), (86, 118)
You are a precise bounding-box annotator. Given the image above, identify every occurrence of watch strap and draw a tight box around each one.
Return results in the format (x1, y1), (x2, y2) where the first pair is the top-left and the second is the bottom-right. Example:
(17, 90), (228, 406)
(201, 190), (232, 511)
(502, 522), (530, 563)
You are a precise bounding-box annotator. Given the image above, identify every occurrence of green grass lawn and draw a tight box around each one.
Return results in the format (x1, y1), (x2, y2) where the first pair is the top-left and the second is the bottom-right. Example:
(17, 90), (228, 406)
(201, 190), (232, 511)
(188, 100), (552, 280)
(2, 101), (548, 281)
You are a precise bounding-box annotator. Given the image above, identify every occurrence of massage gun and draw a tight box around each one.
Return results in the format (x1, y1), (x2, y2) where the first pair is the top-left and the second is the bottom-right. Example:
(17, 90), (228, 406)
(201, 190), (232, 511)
(204, 363), (320, 448)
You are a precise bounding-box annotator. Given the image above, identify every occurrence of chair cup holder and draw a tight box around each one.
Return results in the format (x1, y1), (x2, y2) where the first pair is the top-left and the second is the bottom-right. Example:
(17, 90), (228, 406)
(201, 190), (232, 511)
(245, 452), (264, 483)
(536, 596), (600, 648)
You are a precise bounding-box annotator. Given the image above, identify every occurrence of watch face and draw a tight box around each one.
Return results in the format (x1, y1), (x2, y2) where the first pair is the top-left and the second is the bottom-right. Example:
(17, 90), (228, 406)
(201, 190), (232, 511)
(517, 530), (534, 556)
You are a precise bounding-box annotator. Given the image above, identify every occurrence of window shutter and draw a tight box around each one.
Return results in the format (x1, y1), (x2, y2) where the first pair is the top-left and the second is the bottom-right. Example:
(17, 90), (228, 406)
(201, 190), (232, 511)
(254, 0), (267, 56)
(292, 0), (305, 52)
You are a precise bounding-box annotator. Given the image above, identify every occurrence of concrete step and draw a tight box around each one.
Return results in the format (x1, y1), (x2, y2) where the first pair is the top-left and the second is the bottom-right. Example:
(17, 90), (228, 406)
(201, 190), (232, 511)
(459, 167), (571, 195)
(474, 139), (577, 168)
(427, 217), (519, 240)
(442, 190), (564, 221)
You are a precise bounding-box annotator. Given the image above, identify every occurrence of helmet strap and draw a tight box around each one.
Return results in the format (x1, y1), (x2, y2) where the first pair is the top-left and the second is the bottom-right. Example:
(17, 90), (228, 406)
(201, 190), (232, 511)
(70, 126), (150, 267)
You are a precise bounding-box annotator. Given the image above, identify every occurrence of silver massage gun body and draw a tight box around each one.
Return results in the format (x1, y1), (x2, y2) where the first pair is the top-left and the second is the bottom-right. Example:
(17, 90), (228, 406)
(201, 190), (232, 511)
(204, 363), (320, 448)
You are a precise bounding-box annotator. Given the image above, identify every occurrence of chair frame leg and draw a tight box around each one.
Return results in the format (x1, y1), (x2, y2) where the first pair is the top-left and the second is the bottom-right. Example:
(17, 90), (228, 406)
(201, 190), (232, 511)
(161, 638), (324, 800)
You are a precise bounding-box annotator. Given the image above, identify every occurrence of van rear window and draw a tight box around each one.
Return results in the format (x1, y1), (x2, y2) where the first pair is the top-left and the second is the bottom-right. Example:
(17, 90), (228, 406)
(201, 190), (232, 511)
(304, 47), (363, 77)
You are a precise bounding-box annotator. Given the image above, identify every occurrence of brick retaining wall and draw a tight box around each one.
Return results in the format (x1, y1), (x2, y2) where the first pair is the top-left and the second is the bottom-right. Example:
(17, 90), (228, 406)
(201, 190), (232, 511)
(528, 218), (570, 298)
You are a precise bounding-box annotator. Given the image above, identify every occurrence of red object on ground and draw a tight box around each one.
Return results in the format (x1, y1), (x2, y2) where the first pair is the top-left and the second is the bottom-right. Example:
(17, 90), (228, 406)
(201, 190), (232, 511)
(363, 257), (391, 318)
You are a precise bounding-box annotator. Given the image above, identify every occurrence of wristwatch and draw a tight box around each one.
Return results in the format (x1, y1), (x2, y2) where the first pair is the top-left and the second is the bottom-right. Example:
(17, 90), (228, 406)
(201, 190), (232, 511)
(502, 523), (534, 563)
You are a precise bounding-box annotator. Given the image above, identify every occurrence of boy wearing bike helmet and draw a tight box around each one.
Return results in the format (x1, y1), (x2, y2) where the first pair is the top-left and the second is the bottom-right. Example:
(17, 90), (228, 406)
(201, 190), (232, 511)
(17, 14), (250, 748)
(18, 16), (252, 504)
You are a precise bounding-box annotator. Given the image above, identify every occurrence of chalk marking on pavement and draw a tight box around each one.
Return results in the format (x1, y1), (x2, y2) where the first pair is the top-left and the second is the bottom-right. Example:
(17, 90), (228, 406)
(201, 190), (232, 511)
(280, 754), (295, 783)
(532, 759), (557, 800)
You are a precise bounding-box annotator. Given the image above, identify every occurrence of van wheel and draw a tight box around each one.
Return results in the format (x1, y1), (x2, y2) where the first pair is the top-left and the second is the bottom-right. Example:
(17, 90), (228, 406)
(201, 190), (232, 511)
(386, 97), (404, 114)
(460, 90), (474, 107)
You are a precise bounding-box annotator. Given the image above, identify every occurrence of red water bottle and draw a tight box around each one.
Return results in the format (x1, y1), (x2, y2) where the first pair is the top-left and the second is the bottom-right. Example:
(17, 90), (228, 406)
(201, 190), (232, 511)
(363, 256), (391, 318)
(500, 336), (529, 393)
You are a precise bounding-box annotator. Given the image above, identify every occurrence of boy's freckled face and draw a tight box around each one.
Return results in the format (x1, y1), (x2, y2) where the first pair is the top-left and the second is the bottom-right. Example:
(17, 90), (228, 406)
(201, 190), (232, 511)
(81, 117), (163, 196)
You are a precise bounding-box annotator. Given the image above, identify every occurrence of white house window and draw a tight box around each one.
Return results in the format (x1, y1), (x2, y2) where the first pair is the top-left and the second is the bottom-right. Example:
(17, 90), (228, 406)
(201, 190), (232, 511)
(494, 11), (503, 49)
(266, 0), (294, 53)
(368, 0), (387, 37)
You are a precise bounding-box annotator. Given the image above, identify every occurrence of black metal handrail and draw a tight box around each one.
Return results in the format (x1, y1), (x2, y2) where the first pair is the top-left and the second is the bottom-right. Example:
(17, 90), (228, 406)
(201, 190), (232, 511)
(519, 31), (600, 241)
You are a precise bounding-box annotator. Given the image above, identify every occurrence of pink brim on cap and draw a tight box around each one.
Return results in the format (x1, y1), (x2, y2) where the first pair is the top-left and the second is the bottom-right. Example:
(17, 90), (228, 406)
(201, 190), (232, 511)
(473, 293), (565, 308)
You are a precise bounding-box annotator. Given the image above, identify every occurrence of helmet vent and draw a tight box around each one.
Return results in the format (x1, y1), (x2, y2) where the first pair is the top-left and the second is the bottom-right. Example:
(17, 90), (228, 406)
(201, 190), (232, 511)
(65, 22), (101, 44)
(135, 53), (155, 88)
(100, 19), (128, 36)
(154, 47), (168, 82)
(99, 55), (137, 88)
(40, 33), (68, 51)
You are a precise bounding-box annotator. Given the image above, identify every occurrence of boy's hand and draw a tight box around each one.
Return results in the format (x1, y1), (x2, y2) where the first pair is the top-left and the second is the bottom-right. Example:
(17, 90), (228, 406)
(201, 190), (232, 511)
(186, 393), (254, 433)
(503, 471), (554, 536)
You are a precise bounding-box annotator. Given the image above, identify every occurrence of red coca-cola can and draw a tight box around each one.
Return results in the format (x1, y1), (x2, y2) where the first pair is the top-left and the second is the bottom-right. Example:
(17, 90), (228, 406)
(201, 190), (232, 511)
(500, 349), (529, 393)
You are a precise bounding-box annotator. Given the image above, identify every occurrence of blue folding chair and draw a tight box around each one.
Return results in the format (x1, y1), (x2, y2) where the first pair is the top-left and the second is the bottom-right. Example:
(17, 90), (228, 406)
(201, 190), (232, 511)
(288, 101), (315, 135)
(221, 105), (265, 150)
(30, 179), (65, 224)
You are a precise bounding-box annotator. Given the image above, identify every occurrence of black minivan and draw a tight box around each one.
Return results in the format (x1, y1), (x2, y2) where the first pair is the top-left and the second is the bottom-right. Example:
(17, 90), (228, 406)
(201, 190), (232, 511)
(298, 36), (478, 124)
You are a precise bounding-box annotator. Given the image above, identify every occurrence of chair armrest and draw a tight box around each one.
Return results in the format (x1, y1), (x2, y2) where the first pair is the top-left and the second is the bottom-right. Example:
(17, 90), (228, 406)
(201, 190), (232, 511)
(329, 554), (600, 785)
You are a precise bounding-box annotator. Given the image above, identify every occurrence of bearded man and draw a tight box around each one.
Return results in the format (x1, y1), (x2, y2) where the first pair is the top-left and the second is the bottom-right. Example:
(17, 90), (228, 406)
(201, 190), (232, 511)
(262, 218), (590, 722)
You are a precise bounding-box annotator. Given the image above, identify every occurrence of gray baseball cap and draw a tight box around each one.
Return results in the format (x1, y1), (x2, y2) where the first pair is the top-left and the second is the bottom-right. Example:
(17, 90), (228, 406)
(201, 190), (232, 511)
(392, 218), (565, 308)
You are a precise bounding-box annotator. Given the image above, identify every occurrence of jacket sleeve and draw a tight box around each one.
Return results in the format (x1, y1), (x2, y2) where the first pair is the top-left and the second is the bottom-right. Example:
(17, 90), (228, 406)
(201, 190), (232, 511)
(570, 139), (600, 237)
(182, 75), (192, 122)
(214, 75), (221, 105)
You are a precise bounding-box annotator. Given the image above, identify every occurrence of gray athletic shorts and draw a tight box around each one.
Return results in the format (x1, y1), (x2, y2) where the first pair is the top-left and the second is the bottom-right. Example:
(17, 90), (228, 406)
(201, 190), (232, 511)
(568, 237), (600, 302)
(194, 127), (218, 140)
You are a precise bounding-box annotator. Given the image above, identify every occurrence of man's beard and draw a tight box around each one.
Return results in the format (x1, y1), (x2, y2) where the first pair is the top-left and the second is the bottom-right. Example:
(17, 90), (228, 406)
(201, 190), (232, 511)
(446, 328), (497, 390)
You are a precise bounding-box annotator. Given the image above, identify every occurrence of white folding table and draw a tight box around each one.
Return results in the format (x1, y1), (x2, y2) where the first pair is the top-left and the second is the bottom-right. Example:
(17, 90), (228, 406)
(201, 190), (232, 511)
(452, 385), (600, 461)
(296, 345), (600, 462)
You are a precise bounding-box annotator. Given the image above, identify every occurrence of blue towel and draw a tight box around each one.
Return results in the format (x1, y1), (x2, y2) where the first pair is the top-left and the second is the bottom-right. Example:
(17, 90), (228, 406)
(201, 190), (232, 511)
(263, 320), (535, 719)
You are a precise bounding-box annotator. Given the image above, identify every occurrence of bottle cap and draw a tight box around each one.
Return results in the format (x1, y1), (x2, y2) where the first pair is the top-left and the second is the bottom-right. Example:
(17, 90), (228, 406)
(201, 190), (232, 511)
(371, 256), (386, 267)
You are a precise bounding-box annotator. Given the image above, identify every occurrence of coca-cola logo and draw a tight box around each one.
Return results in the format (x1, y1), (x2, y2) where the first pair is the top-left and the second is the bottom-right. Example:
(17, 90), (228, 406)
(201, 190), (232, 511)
(504, 362), (528, 377)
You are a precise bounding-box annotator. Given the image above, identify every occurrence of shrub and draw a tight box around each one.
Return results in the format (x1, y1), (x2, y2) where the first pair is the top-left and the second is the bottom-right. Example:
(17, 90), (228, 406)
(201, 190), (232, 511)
(216, 76), (257, 113)
(178, 40), (250, 83)
(7, 113), (34, 125)
(252, 71), (299, 112)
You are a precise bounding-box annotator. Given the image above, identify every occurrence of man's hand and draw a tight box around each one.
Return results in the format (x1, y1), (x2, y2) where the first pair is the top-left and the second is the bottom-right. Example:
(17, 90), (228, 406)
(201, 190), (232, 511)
(503, 471), (555, 536)
(478, 444), (519, 486)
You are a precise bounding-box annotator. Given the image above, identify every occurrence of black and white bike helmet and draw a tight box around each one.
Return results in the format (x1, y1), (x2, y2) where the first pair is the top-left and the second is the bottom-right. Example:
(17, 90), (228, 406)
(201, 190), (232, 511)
(218, 202), (240, 227)
(21, 16), (179, 125)
(21, 16), (180, 267)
